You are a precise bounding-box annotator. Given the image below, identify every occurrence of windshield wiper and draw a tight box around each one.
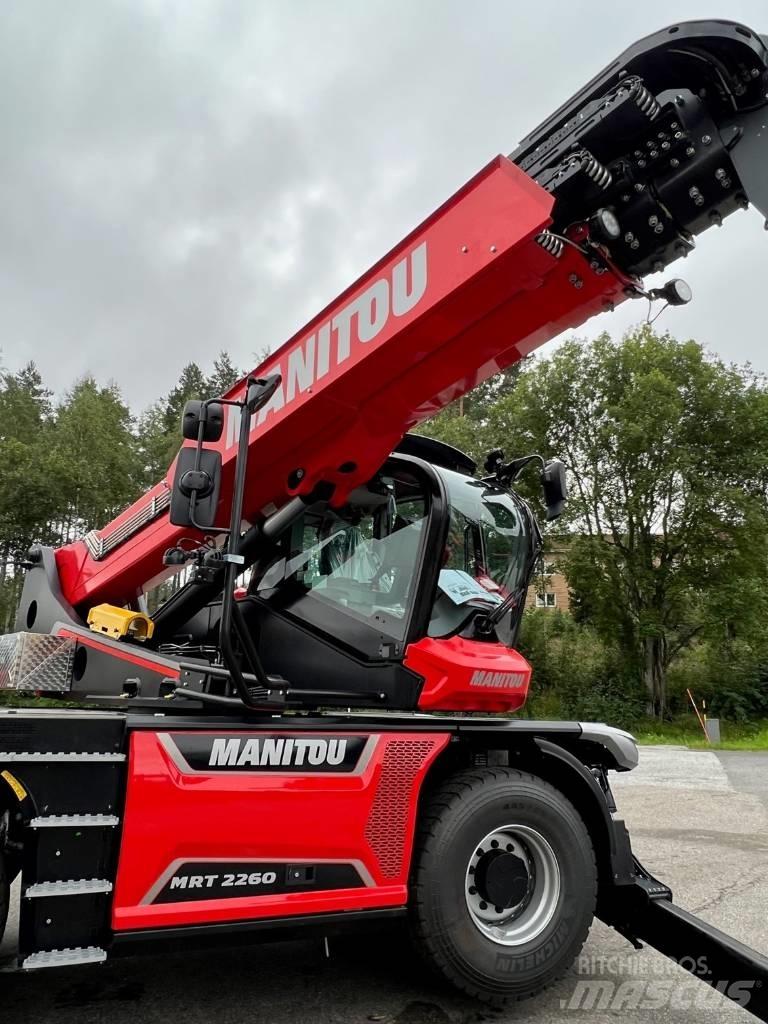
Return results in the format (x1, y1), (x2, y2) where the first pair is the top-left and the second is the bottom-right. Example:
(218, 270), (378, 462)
(473, 583), (527, 638)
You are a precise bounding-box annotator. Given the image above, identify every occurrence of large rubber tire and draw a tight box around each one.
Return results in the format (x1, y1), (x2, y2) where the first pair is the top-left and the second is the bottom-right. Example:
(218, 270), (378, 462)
(410, 767), (597, 1006)
(0, 851), (8, 948)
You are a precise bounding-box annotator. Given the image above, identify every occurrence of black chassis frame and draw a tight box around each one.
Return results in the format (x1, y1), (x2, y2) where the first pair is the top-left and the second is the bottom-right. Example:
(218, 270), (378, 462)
(1, 705), (768, 1019)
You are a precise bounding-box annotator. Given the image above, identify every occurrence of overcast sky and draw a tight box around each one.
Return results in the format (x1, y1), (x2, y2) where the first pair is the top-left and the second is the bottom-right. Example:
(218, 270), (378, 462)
(1, 0), (766, 411)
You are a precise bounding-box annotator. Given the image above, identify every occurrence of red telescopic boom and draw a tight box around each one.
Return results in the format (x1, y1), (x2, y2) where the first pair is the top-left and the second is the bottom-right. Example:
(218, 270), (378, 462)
(52, 19), (768, 615)
(56, 159), (631, 609)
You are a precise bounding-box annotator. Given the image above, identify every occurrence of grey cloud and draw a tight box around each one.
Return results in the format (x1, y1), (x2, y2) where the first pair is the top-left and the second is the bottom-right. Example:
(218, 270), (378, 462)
(1, 0), (766, 410)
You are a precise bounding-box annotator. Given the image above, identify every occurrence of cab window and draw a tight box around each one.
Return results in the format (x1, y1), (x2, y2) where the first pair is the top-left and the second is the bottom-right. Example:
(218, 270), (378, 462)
(250, 469), (429, 645)
(429, 469), (534, 644)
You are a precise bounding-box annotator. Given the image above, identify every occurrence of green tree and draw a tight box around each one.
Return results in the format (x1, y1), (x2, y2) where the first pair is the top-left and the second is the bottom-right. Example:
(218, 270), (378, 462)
(253, 345), (272, 369)
(461, 361), (529, 422)
(164, 362), (207, 429)
(413, 406), (489, 465)
(489, 327), (768, 717)
(0, 363), (63, 629)
(0, 362), (59, 546)
(517, 609), (645, 728)
(206, 350), (242, 397)
(138, 362), (208, 479)
(137, 357), (244, 489)
(53, 377), (144, 535)
(136, 401), (171, 486)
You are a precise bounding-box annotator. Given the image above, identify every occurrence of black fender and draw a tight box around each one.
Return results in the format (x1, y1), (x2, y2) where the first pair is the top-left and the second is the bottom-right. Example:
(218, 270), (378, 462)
(427, 722), (639, 901)
(528, 738), (636, 903)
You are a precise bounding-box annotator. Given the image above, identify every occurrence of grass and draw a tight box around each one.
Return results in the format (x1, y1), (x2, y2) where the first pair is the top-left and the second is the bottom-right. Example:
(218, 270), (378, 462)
(524, 689), (768, 751)
(632, 719), (768, 751)
(0, 691), (77, 709)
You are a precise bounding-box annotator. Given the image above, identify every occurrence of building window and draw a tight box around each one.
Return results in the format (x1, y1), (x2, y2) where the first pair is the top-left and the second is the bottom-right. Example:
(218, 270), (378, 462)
(535, 557), (556, 577)
(535, 592), (557, 608)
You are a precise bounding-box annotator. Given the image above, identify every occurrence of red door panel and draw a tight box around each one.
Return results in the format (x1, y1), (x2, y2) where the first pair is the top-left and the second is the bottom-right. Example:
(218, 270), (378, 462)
(112, 729), (449, 930)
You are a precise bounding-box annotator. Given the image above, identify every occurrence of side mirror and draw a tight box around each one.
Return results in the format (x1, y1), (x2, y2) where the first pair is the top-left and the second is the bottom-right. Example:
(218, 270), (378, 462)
(169, 448), (222, 528)
(541, 459), (567, 521)
(182, 399), (224, 442)
(168, 376), (281, 534)
(169, 397), (224, 529)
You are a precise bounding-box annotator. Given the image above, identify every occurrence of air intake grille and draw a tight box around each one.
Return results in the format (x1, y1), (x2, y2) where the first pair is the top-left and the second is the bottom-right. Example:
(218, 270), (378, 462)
(365, 739), (436, 880)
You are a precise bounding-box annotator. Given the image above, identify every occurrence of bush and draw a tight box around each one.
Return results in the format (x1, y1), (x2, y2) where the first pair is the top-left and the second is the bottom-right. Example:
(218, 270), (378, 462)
(666, 639), (768, 723)
(517, 609), (768, 730)
(517, 609), (645, 729)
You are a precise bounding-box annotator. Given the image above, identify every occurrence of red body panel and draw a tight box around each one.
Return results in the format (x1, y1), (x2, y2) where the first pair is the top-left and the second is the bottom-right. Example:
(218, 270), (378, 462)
(407, 636), (531, 713)
(56, 157), (631, 609)
(112, 730), (449, 930)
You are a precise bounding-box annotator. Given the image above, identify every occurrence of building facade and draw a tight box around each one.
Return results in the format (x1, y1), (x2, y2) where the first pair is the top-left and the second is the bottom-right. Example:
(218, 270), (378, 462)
(525, 550), (571, 612)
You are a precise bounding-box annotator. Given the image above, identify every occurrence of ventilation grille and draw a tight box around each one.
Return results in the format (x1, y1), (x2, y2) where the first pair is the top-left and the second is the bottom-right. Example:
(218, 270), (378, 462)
(365, 739), (436, 880)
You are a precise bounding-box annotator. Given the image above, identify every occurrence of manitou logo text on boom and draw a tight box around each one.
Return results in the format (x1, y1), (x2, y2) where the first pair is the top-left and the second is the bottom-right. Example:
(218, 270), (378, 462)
(226, 241), (428, 448)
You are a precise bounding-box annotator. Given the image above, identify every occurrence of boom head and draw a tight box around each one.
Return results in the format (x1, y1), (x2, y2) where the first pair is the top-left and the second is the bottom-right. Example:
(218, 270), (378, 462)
(511, 20), (768, 277)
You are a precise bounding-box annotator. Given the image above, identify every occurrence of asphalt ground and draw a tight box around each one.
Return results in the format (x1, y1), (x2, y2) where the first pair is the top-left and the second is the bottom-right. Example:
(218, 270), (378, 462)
(2, 747), (767, 1024)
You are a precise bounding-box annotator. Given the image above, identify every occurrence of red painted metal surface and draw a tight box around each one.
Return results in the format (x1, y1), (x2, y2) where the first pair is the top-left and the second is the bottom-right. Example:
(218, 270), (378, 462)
(406, 635), (531, 713)
(56, 156), (631, 609)
(112, 729), (449, 930)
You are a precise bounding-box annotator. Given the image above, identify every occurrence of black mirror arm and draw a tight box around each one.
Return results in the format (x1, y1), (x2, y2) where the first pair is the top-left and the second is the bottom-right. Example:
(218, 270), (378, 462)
(168, 372), (285, 707)
(482, 453), (545, 487)
(483, 453), (567, 521)
(187, 497), (227, 534)
(217, 374), (283, 708)
(184, 396), (238, 535)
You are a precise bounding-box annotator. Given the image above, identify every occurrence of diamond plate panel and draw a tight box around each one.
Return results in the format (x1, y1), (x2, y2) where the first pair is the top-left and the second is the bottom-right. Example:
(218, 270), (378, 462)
(0, 632), (75, 692)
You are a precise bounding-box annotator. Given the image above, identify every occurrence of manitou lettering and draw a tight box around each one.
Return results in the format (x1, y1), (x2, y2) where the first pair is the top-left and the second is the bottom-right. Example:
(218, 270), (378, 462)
(209, 736), (347, 768)
(160, 732), (371, 774)
(469, 670), (526, 689)
(225, 241), (428, 448)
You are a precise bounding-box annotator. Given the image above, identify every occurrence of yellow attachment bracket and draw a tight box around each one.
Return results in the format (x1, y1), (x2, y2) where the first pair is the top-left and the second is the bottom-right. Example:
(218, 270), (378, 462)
(1, 770), (28, 802)
(87, 604), (155, 642)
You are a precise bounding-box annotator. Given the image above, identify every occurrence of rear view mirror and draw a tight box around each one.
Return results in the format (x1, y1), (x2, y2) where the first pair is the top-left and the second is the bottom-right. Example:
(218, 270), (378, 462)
(169, 397), (224, 529)
(182, 400), (224, 442)
(167, 380), (281, 534)
(541, 459), (567, 521)
(169, 447), (222, 529)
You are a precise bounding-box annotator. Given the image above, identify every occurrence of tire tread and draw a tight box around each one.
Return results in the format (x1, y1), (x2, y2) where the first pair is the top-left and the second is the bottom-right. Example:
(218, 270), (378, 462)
(410, 766), (597, 1007)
